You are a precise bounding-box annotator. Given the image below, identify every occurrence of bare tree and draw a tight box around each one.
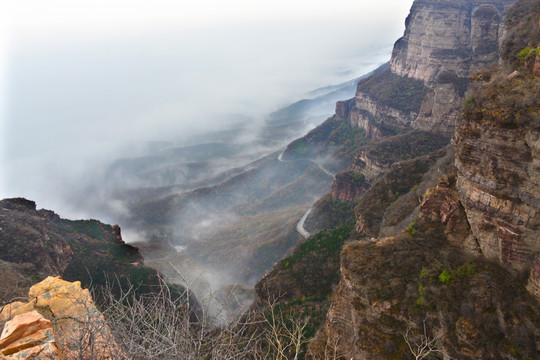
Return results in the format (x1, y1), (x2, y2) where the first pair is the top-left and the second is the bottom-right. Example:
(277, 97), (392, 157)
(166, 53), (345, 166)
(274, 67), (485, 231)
(403, 318), (444, 360)
(98, 276), (265, 360)
(258, 296), (310, 360)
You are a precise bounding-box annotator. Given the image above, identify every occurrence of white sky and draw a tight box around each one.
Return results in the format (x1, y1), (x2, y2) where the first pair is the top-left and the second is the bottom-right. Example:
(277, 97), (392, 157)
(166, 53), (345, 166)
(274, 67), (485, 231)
(0, 0), (414, 211)
(4, 1), (407, 31)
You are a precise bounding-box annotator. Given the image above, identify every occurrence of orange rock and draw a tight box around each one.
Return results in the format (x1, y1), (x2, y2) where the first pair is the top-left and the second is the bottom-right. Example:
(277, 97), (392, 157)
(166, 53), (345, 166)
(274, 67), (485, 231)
(0, 276), (121, 359)
(0, 310), (62, 359)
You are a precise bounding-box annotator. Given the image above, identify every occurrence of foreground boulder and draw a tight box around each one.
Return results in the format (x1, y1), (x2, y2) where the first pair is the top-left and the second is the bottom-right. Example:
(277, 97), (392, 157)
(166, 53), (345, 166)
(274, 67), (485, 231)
(0, 276), (120, 359)
(0, 310), (61, 359)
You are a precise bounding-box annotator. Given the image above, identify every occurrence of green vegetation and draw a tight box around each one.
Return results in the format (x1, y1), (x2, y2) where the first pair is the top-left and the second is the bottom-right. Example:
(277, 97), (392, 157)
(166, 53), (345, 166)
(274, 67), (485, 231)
(281, 224), (352, 272)
(454, 261), (477, 278)
(415, 261), (479, 309)
(67, 220), (107, 239)
(304, 194), (357, 234)
(255, 225), (353, 359)
(355, 148), (446, 237)
(406, 221), (418, 236)
(335, 170), (366, 187)
(362, 130), (450, 166)
(256, 224), (353, 302)
(516, 46), (540, 64)
(284, 117), (367, 165)
(500, 0), (540, 70)
(462, 63), (540, 136)
(356, 68), (428, 114)
(438, 269), (452, 284)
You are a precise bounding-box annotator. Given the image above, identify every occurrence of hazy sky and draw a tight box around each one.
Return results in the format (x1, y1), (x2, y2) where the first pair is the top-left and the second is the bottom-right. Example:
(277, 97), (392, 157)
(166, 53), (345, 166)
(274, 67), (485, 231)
(0, 0), (413, 214)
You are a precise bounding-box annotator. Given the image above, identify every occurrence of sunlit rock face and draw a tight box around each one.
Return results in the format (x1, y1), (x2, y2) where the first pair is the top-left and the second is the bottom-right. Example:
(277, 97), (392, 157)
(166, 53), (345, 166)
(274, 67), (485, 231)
(393, 0), (515, 134)
(0, 276), (121, 359)
(0, 311), (61, 359)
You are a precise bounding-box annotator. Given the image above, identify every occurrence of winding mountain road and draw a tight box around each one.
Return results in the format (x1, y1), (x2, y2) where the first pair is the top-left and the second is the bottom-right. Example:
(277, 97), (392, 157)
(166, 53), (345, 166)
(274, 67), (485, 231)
(295, 208), (312, 239)
(277, 148), (335, 239)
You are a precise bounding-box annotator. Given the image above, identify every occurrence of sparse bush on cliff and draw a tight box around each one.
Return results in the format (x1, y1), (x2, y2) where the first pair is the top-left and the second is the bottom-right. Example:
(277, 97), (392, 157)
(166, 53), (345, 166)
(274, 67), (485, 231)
(356, 68), (428, 114)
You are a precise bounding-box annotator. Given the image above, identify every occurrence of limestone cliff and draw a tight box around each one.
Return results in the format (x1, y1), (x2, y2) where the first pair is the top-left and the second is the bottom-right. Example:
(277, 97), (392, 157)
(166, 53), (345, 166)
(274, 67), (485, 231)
(324, 0), (514, 211)
(335, 0), (515, 141)
(454, 0), (540, 283)
(392, 0), (515, 133)
(455, 85), (540, 271)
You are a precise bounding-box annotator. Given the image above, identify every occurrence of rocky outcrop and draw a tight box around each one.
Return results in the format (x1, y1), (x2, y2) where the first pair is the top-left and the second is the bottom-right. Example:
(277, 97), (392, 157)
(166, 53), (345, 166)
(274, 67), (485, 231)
(339, 92), (417, 141)
(419, 171), (479, 250)
(527, 253), (540, 299)
(350, 150), (390, 182)
(0, 276), (120, 359)
(331, 171), (369, 202)
(353, 147), (450, 238)
(0, 311), (61, 359)
(455, 38), (540, 274)
(0, 198), (72, 277)
(0, 198), (156, 297)
(350, 131), (450, 185)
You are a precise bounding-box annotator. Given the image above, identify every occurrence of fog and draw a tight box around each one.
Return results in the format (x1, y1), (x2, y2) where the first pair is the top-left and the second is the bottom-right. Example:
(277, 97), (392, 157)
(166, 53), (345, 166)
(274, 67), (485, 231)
(1, 0), (413, 221)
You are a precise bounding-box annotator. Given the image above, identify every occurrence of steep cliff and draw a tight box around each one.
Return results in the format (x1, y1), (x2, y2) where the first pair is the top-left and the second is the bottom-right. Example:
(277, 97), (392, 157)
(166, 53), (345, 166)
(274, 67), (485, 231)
(334, 0), (515, 141)
(455, 0), (540, 283)
(304, 0), (540, 358)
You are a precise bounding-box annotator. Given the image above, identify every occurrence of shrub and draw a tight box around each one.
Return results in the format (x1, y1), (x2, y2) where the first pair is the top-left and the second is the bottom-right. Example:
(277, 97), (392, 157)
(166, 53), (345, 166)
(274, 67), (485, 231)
(438, 269), (452, 285)
(406, 222), (418, 236)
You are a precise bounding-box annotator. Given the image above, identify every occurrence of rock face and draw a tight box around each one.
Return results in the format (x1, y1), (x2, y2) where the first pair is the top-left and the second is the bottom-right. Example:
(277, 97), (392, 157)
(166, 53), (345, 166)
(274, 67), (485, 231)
(330, 171), (369, 202)
(454, 0), (540, 275)
(391, 0), (513, 83)
(455, 118), (540, 270)
(0, 276), (120, 359)
(335, 0), (515, 140)
(0, 311), (61, 359)
(305, 1), (540, 358)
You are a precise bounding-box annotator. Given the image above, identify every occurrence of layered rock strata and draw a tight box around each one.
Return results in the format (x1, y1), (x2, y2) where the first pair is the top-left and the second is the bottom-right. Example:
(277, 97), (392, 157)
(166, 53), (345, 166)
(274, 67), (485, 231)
(0, 311), (61, 359)
(335, 0), (515, 140)
(330, 171), (369, 202)
(391, 0), (514, 83)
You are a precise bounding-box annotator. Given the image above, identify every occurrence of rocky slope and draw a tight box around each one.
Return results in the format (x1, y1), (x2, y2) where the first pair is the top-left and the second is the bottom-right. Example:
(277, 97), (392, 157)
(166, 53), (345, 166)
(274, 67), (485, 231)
(0, 197), (160, 301)
(300, 0), (514, 233)
(307, 172), (540, 359)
